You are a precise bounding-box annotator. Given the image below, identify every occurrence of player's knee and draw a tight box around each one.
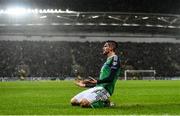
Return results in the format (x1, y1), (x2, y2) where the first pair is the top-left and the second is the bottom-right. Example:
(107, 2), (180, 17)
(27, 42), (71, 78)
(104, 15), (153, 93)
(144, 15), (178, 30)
(70, 98), (79, 106)
(80, 98), (90, 108)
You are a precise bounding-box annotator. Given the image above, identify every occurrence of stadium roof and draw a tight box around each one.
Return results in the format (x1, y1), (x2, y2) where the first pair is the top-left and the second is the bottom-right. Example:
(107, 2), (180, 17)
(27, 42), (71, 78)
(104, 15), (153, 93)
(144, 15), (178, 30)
(0, 0), (179, 14)
(0, 0), (180, 38)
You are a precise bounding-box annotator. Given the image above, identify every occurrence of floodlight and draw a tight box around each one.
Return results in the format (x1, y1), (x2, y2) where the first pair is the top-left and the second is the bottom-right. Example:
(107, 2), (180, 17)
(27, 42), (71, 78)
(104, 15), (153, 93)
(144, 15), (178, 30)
(34, 9), (38, 14)
(6, 7), (26, 16)
(39, 9), (43, 13)
(0, 10), (5, 14)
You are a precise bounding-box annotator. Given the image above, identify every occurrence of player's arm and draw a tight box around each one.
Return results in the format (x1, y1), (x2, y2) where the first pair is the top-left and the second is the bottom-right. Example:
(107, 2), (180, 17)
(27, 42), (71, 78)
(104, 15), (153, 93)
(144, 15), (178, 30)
(84, 83), (96, 88)
(75, 79), (96, 88)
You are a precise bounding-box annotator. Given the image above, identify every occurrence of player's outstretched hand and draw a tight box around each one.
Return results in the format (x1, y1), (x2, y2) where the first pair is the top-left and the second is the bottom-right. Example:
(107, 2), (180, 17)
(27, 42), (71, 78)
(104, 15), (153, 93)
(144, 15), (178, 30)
(74, 77), (97, 88)
(74, 80), (86, 87)
(87, 76), (97, 84)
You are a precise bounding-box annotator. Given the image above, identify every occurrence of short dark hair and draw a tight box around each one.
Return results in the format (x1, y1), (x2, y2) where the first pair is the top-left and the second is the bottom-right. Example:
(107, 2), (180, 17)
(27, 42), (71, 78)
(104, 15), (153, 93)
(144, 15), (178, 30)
(105, 40), (118, 52)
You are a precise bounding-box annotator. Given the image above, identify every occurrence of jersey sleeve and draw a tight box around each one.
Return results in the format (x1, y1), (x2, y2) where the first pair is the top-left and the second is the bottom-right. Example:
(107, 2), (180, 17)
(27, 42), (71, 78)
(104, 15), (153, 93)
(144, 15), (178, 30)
(85, 83), (96, 88)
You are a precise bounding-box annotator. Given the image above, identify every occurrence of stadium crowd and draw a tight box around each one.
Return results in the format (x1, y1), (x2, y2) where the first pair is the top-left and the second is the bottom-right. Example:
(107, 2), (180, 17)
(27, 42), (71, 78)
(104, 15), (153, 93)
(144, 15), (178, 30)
(0, 40), (180, 79)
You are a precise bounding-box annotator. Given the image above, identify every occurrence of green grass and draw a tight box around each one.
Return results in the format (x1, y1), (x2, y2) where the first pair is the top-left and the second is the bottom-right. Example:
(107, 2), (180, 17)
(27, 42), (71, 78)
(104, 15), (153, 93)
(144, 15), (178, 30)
(0, 80), (180, 115)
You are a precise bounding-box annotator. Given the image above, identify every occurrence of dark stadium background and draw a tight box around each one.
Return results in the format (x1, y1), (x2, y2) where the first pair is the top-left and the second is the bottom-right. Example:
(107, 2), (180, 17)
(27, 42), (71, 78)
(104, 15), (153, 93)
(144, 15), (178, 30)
(0, 0), (180, 13)
(0, 0), (180, 80)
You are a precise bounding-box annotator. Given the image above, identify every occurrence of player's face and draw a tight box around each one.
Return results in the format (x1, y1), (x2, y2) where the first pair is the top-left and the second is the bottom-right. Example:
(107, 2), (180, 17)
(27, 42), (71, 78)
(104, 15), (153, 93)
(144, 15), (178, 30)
(102, 43), (112, 55)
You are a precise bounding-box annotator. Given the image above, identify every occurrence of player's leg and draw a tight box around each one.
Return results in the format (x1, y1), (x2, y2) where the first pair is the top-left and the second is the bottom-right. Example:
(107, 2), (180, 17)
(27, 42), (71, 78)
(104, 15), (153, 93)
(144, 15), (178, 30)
(79, 98), (113, 108)
(91, 99), (115, 108)
(70, 98), (80, 106)
(71, 87), (104, 108)
(80, 98), (91, 107)
(70, 88), (92, 106)
(71, 86), (110, 108)
(80, 86), (110, 108)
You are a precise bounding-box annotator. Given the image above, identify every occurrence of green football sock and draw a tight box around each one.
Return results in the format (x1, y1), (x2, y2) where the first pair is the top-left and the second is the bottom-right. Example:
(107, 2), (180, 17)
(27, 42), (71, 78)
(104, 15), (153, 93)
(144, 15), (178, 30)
(90, 101), (106, 108)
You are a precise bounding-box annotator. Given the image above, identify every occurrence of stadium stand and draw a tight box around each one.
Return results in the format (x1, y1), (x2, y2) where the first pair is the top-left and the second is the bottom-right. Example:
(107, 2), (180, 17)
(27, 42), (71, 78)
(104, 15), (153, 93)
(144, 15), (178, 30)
(0, 40), (180, 80)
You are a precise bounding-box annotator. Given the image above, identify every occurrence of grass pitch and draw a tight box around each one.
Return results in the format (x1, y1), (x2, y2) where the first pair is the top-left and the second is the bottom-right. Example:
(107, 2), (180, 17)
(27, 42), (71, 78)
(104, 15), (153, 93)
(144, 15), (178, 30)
(0, 80), (180, 115)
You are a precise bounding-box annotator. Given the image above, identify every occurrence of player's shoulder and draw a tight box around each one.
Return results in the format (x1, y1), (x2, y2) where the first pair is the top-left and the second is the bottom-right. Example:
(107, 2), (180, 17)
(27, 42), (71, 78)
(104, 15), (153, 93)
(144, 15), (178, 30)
(108, 55), (120, 69)
(107, 55), (120, 65)
(109, 55), (120, 61)
(113, 55), (119, 61)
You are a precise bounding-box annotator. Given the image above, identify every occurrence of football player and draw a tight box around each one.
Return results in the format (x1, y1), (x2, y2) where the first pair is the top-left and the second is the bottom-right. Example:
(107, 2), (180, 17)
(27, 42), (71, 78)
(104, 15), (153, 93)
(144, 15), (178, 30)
(71, 40), (121, 108)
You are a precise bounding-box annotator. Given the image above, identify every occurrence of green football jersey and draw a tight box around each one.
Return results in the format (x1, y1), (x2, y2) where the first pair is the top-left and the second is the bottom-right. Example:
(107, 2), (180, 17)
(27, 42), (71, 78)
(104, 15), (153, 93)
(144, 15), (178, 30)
(96, 55), (121, 95)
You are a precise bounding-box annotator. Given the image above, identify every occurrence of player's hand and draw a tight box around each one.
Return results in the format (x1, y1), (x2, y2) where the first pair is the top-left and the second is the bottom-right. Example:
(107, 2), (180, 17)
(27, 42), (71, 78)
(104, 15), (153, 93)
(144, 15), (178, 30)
(74, 80), (85, 87)
(74, 76), (97, 87)
(88, 76), (97, 84)
(88, 79), (97, 84)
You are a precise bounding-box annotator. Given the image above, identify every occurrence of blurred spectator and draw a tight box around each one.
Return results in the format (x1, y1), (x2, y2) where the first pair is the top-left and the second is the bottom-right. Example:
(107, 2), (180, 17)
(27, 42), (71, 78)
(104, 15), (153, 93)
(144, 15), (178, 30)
(0, 40), (180, 79)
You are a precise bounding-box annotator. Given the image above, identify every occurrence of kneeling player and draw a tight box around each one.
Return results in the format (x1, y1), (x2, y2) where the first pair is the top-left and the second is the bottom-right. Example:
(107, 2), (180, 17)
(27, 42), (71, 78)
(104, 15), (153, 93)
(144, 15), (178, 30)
(70, 40), (121, 108)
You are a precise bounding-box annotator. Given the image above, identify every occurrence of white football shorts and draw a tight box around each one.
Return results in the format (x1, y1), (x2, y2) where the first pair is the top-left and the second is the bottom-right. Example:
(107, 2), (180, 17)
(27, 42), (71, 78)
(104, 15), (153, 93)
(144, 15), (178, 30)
(73, 86), (110, 103)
